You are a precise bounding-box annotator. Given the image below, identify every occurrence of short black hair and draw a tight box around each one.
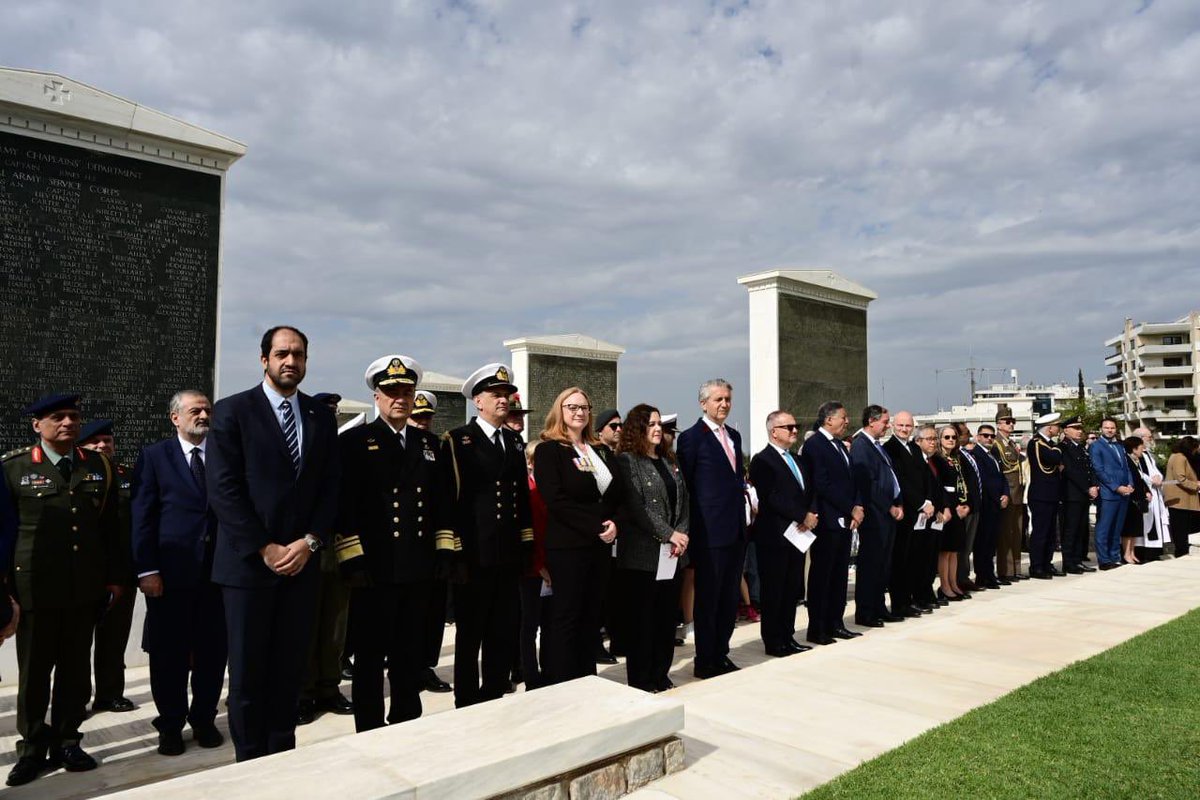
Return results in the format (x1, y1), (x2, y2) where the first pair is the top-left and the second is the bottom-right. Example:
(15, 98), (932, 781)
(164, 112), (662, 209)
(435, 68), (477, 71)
(1101, 416), (1120, 428)
(816, 401), (844, 427)
(260, 326), (309, 359)
(1122, 436), (1143, 453)
(861, 404), (887, 427)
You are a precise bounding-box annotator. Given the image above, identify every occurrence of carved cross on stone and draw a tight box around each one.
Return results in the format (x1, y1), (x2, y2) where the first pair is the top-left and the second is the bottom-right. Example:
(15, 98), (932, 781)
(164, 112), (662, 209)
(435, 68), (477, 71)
(43, 80), (72, 105)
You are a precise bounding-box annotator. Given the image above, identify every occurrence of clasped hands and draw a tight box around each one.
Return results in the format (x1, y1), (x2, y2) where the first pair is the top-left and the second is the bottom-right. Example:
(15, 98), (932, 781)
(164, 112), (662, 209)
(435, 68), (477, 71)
(260, 538), (312, 576)
(668, 530), (689, 557)
(848, 505), (864, 530)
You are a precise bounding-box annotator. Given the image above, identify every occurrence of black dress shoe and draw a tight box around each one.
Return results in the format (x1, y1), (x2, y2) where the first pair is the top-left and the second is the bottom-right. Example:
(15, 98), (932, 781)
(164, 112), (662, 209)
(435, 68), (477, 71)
(594, 648), (618, 665)
(296, 699), (317, 725)
(1079, 563), (1097, 572)
(935, 597), (950, 606)
(158, 729), (186, 756)
(914, 602), (935, 612)
(719, 657), (741, 673)
(93, 696), (137, 713)
(6, 756), (46, 786)
(693, 662), (721, 679)
(982, 580), (1003, 589)
(1030, 571), (1052, 579)
(340, 656), (354, 681)
(1049, 566), (1065, 576)
(900, 606), (924, 618)
(318, 693), (354, 715)
(996, 577), (1013, 585)
(880, 613), (905, 623)
(831, 627), (862, 639)
(788, 639), (813, 653)
(1065, 565), (1085, 574)
(423, 668), (452, 693)
(191, 722), (224, 748)
(765, 645), (794, 657)
(656, 677), (676, 691)
(808, 635), (836, 645)
(1099, 562), (1120, 570)
(854, 618), (885, 628)
(48, 744), (97, 772)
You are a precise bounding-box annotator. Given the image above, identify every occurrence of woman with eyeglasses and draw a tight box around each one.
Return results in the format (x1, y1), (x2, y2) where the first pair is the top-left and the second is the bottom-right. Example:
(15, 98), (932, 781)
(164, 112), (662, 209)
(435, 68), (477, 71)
(613, 404), (689, 692)
(933, 426), (972, 601)
(1120, 437), (1153, 565)
(533, 387), (627, 685)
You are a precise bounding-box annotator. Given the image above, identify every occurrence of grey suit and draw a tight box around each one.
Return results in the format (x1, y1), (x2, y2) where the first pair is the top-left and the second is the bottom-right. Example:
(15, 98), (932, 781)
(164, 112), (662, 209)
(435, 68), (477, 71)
(614, 452), (689, 691)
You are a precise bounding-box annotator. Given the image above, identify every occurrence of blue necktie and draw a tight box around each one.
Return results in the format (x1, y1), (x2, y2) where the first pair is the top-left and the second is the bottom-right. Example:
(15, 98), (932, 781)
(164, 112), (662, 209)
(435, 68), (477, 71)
(280, 400), (300, 472)
(782, 451), (804, 489)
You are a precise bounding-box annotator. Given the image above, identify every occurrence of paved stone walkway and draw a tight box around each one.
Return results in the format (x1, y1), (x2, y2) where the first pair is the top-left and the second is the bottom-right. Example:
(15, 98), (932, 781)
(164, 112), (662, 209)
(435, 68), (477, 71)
(1, 544), (1196, 799)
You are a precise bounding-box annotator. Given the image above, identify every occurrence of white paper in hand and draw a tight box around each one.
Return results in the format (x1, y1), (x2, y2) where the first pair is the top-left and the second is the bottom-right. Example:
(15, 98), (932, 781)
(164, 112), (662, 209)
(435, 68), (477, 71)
(656, 543), (678, 581)
(540, 580), (553, 597)
(930, 518), (945, 531)
(913, 512), (928, 530)
(783, 522), (816, 553)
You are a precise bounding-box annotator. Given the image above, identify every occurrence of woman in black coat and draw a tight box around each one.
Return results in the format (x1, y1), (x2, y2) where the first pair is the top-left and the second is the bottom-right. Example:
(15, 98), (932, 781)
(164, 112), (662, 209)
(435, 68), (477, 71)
(1121, 437), (1152, 565)
(614, 404), (689, 693)
(934, 426), (973, 601)
(533, 386), (626, 685)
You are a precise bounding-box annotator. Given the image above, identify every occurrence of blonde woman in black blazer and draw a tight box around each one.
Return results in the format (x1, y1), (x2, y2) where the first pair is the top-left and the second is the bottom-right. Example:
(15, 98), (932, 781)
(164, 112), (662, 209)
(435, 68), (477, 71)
(533, 387), (626, 685)
(614, 404), (689, 693)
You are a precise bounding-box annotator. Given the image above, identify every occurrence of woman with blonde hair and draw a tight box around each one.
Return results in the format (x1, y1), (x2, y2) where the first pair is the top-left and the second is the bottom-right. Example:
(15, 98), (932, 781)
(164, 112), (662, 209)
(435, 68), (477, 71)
(533, 387), (627, 684)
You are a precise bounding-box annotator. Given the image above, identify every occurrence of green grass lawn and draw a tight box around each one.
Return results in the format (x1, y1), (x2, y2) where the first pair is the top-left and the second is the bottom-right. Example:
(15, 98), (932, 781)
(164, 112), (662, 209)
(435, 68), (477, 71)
(802, 608), (1200, 800)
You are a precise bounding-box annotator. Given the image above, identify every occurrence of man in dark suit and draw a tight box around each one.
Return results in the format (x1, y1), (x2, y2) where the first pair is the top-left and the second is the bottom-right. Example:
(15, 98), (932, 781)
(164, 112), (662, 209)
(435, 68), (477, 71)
(131, 390), (226, 756)
(969, 424), (1010, 589)
(954, 423), (984, 590)
(748, 410), (815, 657)
(207, 326), (340, 762)
(677, 379), (747, 678)
(883, 412), (935, 617)
(338, 355), (455, 730)
(1027, 413), (1065, 578)
(442, 363), (532, 708)
(799, 401), (863, 646)
(1058, 416), (1098, 574)
(850, 405), (904, 628)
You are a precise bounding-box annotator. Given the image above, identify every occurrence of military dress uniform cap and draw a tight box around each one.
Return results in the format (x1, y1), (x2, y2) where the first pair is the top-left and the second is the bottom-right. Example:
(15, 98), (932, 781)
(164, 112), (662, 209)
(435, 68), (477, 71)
(79, 418), (114, 442)
(1060, 415), (1083, 428)
(365, 355), (423, 391)
(661, 413), (678, 429)
(462, 363), (517, 398)
(23, 393), (81, 418)
(312, 392), (342, 406)
(1034, 412), (1062, 427)
(507, 392), (532, 416)
(594, 409), (620, 433)
(412, 390), (438, 416)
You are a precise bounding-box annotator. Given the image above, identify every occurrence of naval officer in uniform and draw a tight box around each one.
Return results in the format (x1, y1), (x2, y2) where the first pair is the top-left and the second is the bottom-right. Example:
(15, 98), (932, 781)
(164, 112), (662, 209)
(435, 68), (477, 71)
(3, 394), (126, 786)
(442, 364), (533, 707)
(1026, 412), (1064, 579)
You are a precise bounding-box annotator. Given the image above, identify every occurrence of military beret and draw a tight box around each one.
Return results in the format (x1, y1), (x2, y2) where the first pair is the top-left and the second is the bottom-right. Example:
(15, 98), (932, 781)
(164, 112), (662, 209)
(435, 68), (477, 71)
(312, 392), (342, 406)
(462, 363), (516, 398)
(412, 390), (438, 416)
(594, 409), (620, 433)
(24, 393), (81, 418)
(79, 418), (114, 442)
(365, 355), (423, 391)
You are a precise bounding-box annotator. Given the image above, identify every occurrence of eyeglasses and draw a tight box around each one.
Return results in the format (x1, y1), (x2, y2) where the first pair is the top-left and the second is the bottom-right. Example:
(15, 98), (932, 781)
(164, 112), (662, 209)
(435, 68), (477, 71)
(773, 424), (799, 432)
(606, 422), (622, 431)
(941, 435), (958, 441)
(562, 404), (592, 414)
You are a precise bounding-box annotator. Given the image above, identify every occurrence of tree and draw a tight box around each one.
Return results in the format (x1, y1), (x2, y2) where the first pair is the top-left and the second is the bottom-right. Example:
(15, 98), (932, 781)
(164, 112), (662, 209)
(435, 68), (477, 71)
(1077, 368), (1085, 400)
(1058, 394), (1111, 433)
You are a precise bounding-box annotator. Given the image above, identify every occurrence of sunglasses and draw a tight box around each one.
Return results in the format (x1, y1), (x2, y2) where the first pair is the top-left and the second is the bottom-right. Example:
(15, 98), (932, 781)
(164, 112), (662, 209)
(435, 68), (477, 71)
(773, 424), (799, 432)
(976, 433), (994, 439)
(606, 422), (622, 431)
(941, 435), (958, 441)
(998, 418), (1015, 424)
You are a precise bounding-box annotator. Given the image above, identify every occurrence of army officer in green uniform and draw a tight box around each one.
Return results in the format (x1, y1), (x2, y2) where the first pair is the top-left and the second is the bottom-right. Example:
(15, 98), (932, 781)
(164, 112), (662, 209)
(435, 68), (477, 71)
(3, 394), (126, 787)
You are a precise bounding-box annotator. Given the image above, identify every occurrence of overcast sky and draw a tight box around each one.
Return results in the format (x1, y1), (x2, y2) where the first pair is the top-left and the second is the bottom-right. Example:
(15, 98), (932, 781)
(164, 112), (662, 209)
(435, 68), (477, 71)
(6, 0), (1200, 434)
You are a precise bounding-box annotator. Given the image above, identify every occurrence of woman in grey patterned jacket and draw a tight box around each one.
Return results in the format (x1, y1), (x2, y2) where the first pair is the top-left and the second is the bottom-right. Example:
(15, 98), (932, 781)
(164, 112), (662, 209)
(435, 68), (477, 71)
(614, 404), (690, 692)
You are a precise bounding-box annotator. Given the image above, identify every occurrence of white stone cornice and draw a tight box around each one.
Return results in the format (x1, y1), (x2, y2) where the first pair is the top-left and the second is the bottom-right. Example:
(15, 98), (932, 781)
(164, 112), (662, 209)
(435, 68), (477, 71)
(504, 334), (625, 362)
(737, 269), (877, 311)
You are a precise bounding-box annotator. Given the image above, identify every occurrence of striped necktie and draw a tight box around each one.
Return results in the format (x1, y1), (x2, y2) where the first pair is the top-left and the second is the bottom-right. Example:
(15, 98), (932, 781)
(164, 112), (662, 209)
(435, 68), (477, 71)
(280, 399), (300, 472)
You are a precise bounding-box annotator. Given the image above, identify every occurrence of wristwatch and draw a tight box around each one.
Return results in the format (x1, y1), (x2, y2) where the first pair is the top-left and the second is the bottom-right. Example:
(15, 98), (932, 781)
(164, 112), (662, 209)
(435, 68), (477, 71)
(304, 534), (321, 553)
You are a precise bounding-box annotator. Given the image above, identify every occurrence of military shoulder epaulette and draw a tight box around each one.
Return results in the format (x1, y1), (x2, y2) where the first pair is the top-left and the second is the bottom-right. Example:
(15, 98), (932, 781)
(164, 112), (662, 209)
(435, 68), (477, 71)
(1, 445), (34, 462)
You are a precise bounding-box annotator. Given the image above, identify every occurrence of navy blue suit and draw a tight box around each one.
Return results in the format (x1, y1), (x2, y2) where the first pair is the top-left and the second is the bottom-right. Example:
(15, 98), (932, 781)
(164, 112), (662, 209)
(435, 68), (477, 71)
(207, 385), (339, 761)
(131, 437), (226, 736)
(677, 418), (746, 670)
(850, 433), (900, 623)
(969, 445), (1009, 582)
(748, 446), (811, 650)
(800, 430), (860, 640)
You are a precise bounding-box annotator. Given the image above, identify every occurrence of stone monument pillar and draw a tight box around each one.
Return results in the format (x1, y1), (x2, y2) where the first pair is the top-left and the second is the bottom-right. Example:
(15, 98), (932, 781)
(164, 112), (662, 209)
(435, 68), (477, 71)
(737, 269), (877, 456)
(0, 68), (245, 454)
(503, 334), (625, 423)
(422, 370), (468, 435)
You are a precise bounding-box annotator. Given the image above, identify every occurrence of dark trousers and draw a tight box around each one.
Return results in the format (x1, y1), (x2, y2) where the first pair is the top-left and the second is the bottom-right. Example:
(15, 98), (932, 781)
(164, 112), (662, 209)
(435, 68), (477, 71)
(350, 581), (430, 732)
(615, 567), (679, 691)
(453, 564), (519, 707)
(854, 520), (894, 623)
(889, 518), (914, 612)
(222, 573), (319, 762)
(910, 527), (938, 605)
(542, 547), (610, 685)
(691, 540), (746, 669)
(973, 508), (1000, 581)
(806, 528), (852, 640)
(1168, 508), (1195, 557)
(425, 579), (449, 669)
(145, 582), (227, 734)
(518, 575), (549, 690)
(302, 567), (349, 701)
(1060, 501), (1090, 569)
(14, 605), (94, 758)
(756, 539), (805, 649)
(93, 582), (136, 703)
(956, 513), (979, 584)
(1028, 500), (1060, 573)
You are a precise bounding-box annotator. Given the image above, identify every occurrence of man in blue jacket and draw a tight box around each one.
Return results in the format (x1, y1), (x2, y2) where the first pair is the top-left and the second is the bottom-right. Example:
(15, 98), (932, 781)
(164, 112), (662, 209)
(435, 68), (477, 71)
(850, 405), (903, 628)
(1090, 417), (1134, 570)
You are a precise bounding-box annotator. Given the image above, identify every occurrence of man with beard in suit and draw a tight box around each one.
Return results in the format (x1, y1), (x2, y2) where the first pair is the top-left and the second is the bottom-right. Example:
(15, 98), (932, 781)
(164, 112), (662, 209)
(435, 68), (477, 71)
(883, 411), (936, 617)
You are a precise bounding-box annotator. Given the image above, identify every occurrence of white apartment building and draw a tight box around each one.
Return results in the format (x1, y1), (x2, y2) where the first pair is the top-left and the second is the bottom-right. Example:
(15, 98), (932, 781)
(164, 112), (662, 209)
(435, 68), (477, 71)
(916, 378), (1089, 438)
(1104, 312), (1200, 437)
